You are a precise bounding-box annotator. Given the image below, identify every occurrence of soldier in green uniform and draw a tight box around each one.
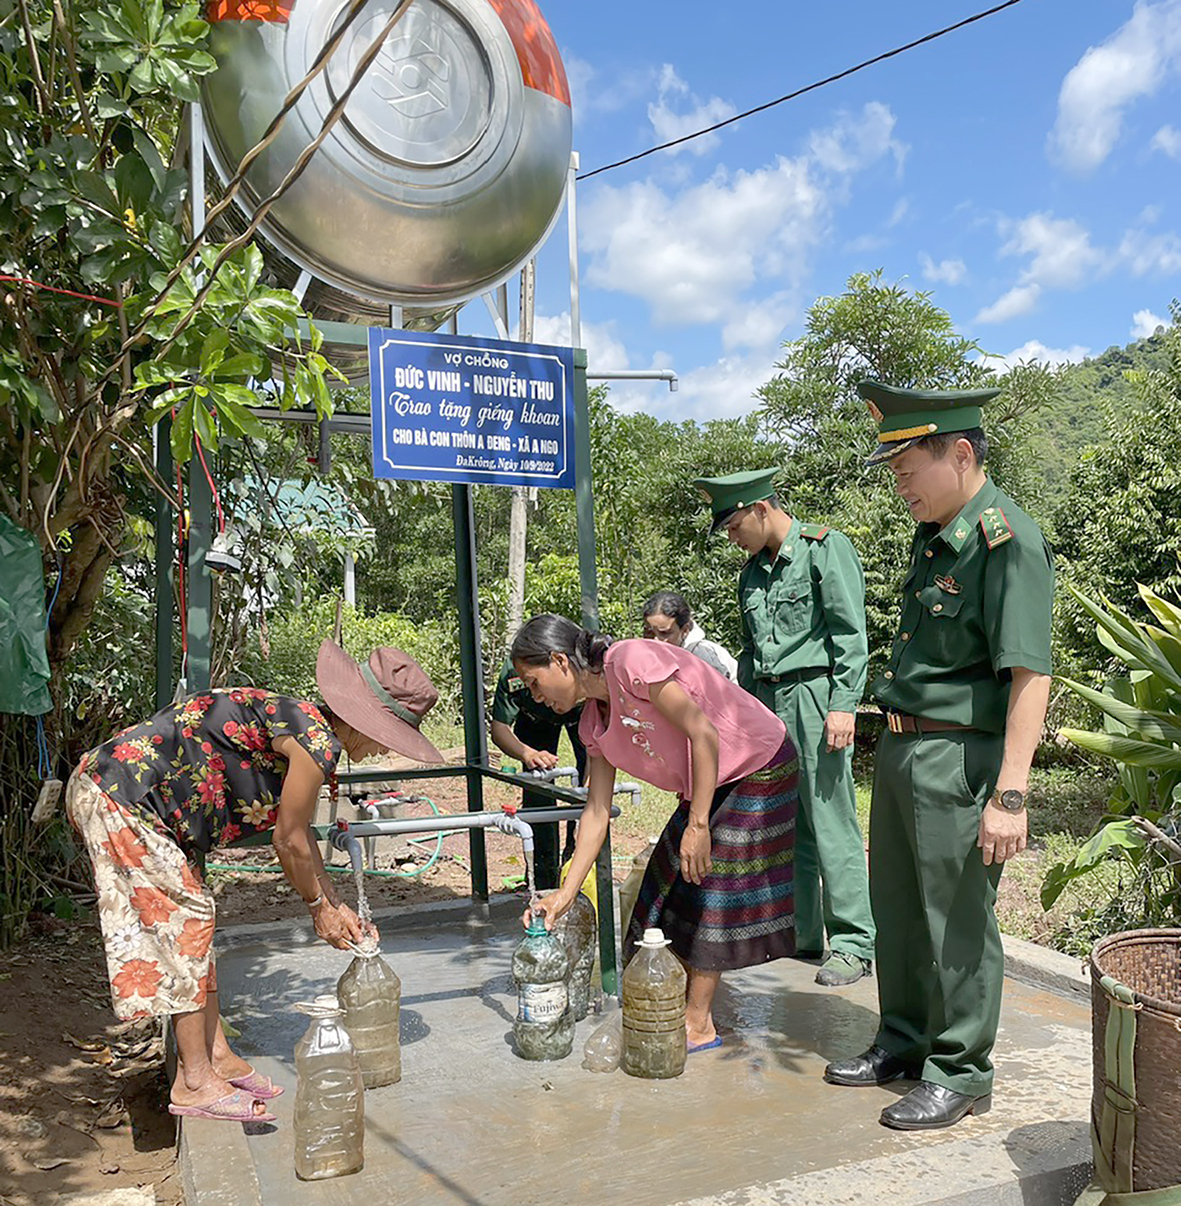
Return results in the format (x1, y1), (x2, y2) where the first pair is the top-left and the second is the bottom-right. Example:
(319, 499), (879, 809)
(693, 469), (876, 987)
(824, 381), (1053, 1131)
(489, 659), (587, 891)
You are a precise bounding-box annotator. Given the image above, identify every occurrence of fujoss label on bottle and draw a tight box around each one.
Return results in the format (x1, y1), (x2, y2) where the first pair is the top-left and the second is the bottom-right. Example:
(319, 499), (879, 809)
(519, 981), (567, 1023)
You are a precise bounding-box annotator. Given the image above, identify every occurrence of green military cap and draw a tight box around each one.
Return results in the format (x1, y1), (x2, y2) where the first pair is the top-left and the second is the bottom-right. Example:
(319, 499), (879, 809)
(858, 379), (1001, 465)
(692, 467), (780, 534)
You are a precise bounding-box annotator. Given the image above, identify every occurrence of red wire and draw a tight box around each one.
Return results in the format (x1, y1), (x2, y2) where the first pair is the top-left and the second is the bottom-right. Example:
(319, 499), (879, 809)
(0, 274), (123, 307)
(193, 432), (226, 534)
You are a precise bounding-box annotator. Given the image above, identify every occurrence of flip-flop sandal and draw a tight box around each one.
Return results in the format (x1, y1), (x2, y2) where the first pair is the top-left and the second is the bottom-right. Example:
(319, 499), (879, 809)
(168, 1089), (277, 1123)
(228, 1070), (285, 1099)
(687, 1036), (723, 1054)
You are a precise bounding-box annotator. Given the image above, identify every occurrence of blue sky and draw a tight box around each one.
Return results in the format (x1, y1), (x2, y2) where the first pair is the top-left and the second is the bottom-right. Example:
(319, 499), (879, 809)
(461, 0), (1181, 422)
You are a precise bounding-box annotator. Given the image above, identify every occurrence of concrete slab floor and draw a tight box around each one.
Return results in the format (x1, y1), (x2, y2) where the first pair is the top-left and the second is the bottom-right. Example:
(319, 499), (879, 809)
(182, 898), (1094, 1206)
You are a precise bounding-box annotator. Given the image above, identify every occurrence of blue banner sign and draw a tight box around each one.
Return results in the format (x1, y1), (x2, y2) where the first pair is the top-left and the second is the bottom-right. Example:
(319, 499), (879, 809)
(368, 327), (576, 489)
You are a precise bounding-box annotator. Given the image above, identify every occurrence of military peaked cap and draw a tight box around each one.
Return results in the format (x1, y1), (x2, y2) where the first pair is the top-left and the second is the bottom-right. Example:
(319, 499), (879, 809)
(858, 379), (1000, 465)
(692, 468), (780, 535)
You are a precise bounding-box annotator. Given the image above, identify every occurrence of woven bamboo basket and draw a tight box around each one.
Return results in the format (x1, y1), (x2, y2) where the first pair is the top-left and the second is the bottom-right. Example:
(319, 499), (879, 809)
(1088, 928), (1181, 1193)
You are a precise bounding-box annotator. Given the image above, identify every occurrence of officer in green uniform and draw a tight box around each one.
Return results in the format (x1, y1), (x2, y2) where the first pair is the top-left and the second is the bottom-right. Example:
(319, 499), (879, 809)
(693, 469), (876, 987)
(824, 381), (1053, 1131)
(490, 659), (587, 891)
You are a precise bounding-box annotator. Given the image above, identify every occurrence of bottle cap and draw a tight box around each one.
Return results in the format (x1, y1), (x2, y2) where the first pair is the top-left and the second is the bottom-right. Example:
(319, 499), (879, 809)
(640, 927), (671, 948)
(526, 915), (549, 936)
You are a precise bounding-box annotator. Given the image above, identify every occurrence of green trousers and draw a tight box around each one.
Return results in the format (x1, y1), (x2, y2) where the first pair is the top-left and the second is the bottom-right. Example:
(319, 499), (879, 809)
(869, 729), (1004, 1096)
(754, 678), (875, 961)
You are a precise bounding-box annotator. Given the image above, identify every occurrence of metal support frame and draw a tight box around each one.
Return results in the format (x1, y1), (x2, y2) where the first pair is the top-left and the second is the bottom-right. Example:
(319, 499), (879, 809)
(154, 418), (174, 709)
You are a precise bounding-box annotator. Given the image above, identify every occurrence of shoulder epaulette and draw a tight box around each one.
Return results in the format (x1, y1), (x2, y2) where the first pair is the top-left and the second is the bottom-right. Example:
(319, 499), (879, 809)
(799, 522), (830, 541)
(979, 507), (1013, 550)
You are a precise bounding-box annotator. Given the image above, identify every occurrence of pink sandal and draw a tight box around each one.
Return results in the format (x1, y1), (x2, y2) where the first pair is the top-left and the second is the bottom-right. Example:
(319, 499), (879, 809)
(229, 1069), (285, 1099)
(168, 1089), (277, 1123)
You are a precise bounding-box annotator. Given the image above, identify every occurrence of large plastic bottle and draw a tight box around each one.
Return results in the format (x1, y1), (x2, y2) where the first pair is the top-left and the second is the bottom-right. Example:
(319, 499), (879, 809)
(621, 927), (687, 1080)
(512, 917), (574, 1061)
(336, 948), (401, 1088)
(617, 836), (658, 938)
(583, 1005), (622, 1073)
(554, 892), (596, 1021)
(292, 995), (365, 1181)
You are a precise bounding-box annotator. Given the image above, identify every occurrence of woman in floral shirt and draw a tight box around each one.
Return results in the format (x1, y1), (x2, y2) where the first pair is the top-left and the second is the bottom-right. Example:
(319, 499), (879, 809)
(67, 640), (443, 1124)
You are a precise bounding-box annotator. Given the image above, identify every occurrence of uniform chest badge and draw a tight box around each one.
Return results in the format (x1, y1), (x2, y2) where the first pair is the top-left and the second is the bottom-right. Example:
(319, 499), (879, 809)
(935, 574), (962, 595)
(508, 676), (524, 692)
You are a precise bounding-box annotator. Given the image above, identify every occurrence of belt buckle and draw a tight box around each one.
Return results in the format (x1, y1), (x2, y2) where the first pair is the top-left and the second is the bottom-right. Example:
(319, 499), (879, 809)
(887, 711), (903, 734)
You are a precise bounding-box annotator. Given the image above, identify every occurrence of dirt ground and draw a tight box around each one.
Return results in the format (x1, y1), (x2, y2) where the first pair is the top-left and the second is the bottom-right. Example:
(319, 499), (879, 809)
(0, 769), (659, 1206)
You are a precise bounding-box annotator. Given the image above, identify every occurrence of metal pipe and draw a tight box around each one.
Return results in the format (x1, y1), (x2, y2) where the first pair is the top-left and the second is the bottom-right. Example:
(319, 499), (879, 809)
(587, 369), (678, 392)
(324, 803), (617, 840)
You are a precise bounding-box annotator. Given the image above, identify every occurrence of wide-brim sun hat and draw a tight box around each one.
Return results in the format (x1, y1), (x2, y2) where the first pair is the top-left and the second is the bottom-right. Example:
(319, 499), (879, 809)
(315, 639), (445, 764)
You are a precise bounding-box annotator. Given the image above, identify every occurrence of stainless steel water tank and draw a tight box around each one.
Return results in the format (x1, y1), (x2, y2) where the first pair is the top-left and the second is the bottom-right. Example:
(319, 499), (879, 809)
(201, 0), (572, 307)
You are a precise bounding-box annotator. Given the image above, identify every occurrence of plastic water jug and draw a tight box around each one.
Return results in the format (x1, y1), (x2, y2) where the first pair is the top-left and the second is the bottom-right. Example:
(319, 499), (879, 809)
(512, 917), (573, 1061)
(621, 928), (686, 1080)
(292, 995), (365, 1180)
(555, 891), (596, 1021)
(583, 1006), (622, 1073)
(336, 949), (402, 1088)
(618, 837), (658, 938)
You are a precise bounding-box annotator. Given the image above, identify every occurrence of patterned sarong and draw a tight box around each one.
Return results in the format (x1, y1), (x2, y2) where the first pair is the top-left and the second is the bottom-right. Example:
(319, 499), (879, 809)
(66, 771), (215, 1019)
(627, 740), (797, 971)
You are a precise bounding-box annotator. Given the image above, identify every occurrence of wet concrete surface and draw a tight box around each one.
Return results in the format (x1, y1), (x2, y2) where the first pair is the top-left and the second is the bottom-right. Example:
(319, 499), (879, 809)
(183, 898), (1093, 1206)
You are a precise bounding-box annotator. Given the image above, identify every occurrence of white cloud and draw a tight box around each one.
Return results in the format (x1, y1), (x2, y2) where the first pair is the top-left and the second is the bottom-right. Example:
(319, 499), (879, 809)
(1151, 124), (1181, 157)
(1049, 0), (1181, 173)
(975, 284), (1042, 325)
(1131, 308), (1168, 338)
(647, 64), (736, 157)
(977, 341), (1090, 374)
(564, 55), (651, 124)
(975, 212), (1108, 324)
(1120, 225), (1181, 274)
(581, 102), (903, 329)
(531, 313), (630, 371)
(887, 198), (909, 228)
(919, 253), (967, 285)
(616, 350), (774, 423)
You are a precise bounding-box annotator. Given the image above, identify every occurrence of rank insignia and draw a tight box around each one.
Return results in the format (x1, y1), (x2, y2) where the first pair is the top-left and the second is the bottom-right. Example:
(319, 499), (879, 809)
(979, 507), (1013, 549)
(508, 676), (524, 692)
(935, 574), (962, 594)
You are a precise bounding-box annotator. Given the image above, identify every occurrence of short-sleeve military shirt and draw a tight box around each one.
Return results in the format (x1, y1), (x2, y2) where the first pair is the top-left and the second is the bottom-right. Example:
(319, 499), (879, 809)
(872, 479), (1053, 733)
(491, 661), (586, 769)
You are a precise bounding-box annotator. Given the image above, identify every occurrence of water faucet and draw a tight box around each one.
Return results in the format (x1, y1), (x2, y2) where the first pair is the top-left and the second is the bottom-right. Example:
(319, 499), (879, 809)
(329, 821), (366, 874)
(491, 808), (534, 854)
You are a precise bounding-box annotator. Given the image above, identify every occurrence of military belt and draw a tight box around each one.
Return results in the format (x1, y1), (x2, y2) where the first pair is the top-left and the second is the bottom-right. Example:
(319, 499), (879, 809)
(884, 710), (977, 735)
(760, 667), (828, 685)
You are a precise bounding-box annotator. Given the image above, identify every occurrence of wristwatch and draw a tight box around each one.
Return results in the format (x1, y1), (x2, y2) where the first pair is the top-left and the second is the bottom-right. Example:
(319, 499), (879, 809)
(990, 788), (1026, 813)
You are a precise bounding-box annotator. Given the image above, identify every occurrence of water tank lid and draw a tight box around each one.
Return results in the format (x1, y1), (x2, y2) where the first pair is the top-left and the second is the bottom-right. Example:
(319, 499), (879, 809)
(640, 928), (671, 948)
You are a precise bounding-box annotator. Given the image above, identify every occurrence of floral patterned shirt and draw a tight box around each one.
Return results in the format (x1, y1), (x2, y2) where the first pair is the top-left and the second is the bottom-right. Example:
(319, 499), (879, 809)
(79, 689), (340, 856)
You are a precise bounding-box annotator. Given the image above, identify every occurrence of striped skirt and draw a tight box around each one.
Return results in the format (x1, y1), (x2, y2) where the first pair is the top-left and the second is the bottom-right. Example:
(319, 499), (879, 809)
(626, 740), (798, 972)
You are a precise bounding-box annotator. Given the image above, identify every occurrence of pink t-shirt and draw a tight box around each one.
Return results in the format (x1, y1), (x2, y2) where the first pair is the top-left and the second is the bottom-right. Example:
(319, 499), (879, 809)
(578, 639), (786, 798)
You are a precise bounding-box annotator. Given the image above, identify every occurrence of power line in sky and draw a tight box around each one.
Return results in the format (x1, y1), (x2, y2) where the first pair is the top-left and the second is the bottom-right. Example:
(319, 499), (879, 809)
(576, 0), (1027, 181)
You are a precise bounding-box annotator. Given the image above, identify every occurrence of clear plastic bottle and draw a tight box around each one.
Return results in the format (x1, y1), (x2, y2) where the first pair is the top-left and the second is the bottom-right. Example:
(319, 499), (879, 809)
(555, 892), (596, 1021)
(336, 949), (401, 1088)
(292, 995), (365, 1181)
(512, 917), (574, 1061)
(617, 836), (658, 938)
(621, 927), (687, 1080)
(582, 1005), (622, 1073)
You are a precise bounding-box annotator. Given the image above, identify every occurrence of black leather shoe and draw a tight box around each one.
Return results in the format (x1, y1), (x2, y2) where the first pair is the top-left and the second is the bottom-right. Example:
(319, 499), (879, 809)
(823, 1045), (915, 1087)
(879, 1081), (991, 1130)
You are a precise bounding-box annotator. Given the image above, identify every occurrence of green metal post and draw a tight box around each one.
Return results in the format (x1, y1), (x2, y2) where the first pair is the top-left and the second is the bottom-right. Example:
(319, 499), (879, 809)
(452, 483), (489, 900)
(572, 348), (600, 632)
(154, 418), (174, 710)
(186, 450), (213, 693)
(594, 838), (619, 997)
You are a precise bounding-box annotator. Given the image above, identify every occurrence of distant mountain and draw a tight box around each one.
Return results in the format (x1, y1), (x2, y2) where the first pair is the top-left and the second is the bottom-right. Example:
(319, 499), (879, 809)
(1028, 330), (1172, 509)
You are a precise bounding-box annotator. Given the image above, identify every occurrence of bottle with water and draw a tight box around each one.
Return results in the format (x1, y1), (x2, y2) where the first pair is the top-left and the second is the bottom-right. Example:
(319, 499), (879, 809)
(621, 928), (687, 1080)
(292, 995), (365, 1181)
(512, 917), (573, 1061)
(554, 891), (596, 1021)
(336, 948), (401, 1088)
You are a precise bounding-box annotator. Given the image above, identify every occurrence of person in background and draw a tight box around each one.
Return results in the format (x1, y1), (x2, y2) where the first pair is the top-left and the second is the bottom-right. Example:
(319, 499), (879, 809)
(66, 640), (443, 1124)
(824, 381), (1052, 1131)
(642, 590), (739, 682)
(489, 658), (587, 889)
(694, 468), (875, 988)
(512, 614), (797, 1053)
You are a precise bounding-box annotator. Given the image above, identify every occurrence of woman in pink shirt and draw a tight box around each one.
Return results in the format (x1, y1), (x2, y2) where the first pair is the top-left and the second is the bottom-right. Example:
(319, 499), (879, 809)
(511, 614), (798, 1051)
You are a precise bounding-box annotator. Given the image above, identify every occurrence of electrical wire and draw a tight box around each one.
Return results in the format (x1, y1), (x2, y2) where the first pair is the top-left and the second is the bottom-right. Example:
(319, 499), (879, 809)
(0, 275), (122, 307)
(577, 0), (1027, 181)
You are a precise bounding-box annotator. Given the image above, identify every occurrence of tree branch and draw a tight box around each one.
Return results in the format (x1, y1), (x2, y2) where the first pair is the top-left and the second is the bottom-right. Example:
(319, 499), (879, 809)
(15, 0), (50, 117)
(1133, 816), (1181, 862)
(51, 0), (95, 143)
